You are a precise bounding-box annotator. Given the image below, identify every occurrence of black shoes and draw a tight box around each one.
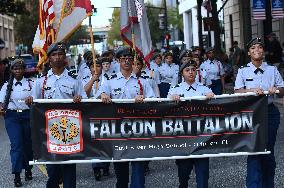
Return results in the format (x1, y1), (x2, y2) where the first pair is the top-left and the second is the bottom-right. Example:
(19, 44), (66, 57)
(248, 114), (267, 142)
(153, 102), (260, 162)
(25, 170), (32, 181)
(14, 173), (22, 187)
(93, 168), (102, 181)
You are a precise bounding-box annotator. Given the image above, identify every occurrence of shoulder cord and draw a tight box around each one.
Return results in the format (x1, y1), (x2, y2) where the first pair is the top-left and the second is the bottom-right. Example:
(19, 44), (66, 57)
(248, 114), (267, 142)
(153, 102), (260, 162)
(198, 69), (202, 82)
(41, 75), (48, 99)
(137, 79), (144, 95)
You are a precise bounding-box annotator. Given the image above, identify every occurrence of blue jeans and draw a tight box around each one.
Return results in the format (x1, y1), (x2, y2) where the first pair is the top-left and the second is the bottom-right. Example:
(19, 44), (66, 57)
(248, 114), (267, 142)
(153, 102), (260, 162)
(158, 82), (171, 98)
(176, 158), (209, 188)
(114, 161), (145, 188)
(4, 110), (33, 174)
(246, 104), (280, 188)
(46, 164), (76, 188)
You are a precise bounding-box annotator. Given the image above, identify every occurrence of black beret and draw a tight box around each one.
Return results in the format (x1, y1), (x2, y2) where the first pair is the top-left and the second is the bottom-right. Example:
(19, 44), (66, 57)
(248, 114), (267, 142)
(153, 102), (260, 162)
(163, 50), (173, 57)
(179, 50), (192, 60)
(205, 47), (214, 53)
(101, 50), (111, 57)
(10, 58), (25, 70)
(192, 46), (201, 52)
(47, 42), (66, 56)
(83, 50), (92, 60)
(151, 53), (162, 60)
(115, 47), (134, 58)
(179, 60), (197, 73)
(246, 37), (264, 49)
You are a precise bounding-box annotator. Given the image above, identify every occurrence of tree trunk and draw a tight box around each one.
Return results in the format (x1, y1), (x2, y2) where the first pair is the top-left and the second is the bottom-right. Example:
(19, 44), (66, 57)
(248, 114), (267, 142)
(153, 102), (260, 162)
(211, 0), (221, 55)
(197, 0), (203, 49)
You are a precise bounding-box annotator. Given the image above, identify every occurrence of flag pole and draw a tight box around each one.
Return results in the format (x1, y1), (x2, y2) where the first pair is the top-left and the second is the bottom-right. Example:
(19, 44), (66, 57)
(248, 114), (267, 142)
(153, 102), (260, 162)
(88, 15), (99, 92)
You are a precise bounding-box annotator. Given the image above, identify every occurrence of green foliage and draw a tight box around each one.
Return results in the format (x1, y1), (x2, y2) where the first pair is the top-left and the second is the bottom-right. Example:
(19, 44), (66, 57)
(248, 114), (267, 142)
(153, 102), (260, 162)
(107, 8), (121, 47)
(0, 0), (27, 16)
(66, 25), (89, 47)
(14, 0), (38, 53)
(167, 7), (183, 31)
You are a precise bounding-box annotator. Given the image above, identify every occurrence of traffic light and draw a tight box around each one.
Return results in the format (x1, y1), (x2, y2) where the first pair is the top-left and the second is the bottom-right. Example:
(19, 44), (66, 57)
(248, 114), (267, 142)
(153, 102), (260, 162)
(91, 5), (97, 16)
(165, 33), (171, 40)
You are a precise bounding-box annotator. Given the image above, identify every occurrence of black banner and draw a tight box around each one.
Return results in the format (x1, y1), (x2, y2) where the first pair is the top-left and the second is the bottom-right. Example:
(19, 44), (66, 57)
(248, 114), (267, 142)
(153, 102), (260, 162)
(30, 96), (268, 162)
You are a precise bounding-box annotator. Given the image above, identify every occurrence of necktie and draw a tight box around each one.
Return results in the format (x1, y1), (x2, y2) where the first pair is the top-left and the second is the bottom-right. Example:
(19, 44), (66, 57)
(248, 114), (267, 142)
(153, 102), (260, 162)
(210, 61), (214, 64)
(15, 81), (22, 86)
(254, 68), (264, 74)
(187, 86), (196, 91)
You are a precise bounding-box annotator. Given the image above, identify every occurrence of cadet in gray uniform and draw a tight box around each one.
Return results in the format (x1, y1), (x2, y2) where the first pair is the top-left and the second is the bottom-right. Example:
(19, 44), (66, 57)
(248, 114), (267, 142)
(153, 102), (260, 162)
(99, 47), (155, 188)
(234, 38), (284, 188)
(200, 47), (225, 95)
(77, 50), (92, 87)
(25, 42), (87, 188)
(168, 60), (214, 188)
(158, 50), (179, 98)
(0, 59), (33, 187)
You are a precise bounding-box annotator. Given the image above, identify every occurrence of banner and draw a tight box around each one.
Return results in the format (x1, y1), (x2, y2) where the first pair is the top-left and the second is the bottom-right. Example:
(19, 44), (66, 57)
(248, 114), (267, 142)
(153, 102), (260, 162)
(252, 0), (266, 20)
(120, 0), (154, 68)
(30, 96), (268, 164)
(271, 0), (284, 18)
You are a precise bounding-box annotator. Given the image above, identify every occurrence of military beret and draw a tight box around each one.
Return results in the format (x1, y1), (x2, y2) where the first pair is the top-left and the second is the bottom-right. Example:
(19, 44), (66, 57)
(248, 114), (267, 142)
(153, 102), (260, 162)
(47, 42), (66, 56)
(192, 46), (201, 52)
(266, 32), (277, 38)
(151, 53), (162, 60)
(246, 37), (264, 49)
(179, 50), (192, 60)
(115, 47), (134, 58)
(101, 50), (111, 57)
(163, 50), (173, 57)
(179, 60), (197, 73)
(205, 47), (214, 53)
(10, 58), (25, 70)
(83, 50), (92, 60)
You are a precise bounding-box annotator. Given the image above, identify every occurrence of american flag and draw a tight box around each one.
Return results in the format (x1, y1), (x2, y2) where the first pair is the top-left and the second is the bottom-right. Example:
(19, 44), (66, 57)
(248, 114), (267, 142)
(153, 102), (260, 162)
(271, 0), (284, 18)
(252, 0), (266, 20)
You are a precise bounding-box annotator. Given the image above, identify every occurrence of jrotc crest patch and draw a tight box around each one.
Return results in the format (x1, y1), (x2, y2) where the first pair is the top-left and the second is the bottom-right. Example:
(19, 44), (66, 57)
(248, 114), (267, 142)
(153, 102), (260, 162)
(46, 109), (83, 154)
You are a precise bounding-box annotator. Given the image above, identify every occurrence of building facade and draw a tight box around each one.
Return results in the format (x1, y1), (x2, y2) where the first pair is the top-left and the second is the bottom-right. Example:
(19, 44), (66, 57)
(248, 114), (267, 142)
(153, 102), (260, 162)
(223, 0), (284, 52)
(0, 14), (15, 60)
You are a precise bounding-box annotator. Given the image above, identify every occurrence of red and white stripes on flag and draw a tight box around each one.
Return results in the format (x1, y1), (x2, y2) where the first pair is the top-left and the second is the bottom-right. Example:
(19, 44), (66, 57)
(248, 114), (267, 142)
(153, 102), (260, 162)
(120, 0), (154, 68)
(271, 0), (284, 18)
(252, 9), (266, 20)
(33, 0), (92, 68)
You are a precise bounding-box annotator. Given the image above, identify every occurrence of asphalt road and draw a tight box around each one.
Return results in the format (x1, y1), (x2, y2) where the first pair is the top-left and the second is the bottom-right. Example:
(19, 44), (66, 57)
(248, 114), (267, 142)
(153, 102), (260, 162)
(0, 102), (284, 188)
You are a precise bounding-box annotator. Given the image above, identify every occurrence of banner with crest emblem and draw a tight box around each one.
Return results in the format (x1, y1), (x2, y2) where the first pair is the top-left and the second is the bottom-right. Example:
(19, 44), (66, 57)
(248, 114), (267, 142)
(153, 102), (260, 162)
(30, 96), (269, 164)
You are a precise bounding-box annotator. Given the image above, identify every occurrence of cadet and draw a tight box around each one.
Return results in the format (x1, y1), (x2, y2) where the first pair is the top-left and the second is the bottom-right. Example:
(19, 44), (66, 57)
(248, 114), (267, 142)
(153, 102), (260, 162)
(102, 50), (120, 73)
(158, 50), (179, 98)
(200, 47), (225, 95)
(25, 42), (87, 188)
(192, 53), (207, 84)
(168, 60), (214, 188)
(0, 59), (33, 187)
(77, 50), (92, 86)
(100, 56), (116, 85)
(84, 56), (111, 180)
(234, 38), (284, 188)
(99, 47), (155, 188)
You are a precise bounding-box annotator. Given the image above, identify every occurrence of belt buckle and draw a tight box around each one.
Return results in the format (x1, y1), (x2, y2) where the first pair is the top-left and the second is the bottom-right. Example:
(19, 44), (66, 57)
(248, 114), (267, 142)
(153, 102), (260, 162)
(16, 109), (23, 113)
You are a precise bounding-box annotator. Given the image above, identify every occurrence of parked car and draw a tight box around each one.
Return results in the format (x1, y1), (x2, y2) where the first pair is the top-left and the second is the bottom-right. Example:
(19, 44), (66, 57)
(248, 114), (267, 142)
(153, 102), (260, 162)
(20, 54), (38, 76)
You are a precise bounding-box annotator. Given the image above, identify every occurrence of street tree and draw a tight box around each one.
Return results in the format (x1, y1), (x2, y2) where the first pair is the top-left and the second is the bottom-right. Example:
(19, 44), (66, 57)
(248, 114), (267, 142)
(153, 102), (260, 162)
(107, 8), (121, 47)
(0, 0), (27, 16)
(14, 0), (38, 53)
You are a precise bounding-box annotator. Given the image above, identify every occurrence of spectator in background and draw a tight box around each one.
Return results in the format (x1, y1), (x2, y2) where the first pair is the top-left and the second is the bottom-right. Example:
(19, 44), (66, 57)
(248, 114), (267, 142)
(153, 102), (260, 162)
(266, 32), (283, 66)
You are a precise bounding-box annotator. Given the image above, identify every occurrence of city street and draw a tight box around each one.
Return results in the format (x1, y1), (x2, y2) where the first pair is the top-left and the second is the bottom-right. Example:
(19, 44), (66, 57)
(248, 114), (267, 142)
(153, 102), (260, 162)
(0, 100), (284, 188)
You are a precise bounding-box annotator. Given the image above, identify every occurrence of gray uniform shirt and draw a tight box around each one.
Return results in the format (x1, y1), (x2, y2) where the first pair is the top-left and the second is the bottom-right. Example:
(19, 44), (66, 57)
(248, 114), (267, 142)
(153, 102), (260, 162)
(158, 62), (179, 86)
(77, 60), (92, 87)
(32, 69), (87, 99)
(0, 78), (33, 110)
(99, 72), (155, 99)
(200, 59), (225, 86)
(234, 62), (284, 103)
(168, 81), (212, 97)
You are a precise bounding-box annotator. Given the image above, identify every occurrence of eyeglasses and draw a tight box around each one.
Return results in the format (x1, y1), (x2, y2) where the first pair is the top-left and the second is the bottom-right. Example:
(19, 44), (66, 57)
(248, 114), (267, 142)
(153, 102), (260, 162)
(120, 57), (134, 62)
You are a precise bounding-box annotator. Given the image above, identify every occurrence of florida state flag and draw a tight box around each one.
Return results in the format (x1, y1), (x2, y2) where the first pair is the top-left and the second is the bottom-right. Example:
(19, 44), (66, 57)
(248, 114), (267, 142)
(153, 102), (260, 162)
(120, 0), (154, 68)
(33, 0), (92, 68)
